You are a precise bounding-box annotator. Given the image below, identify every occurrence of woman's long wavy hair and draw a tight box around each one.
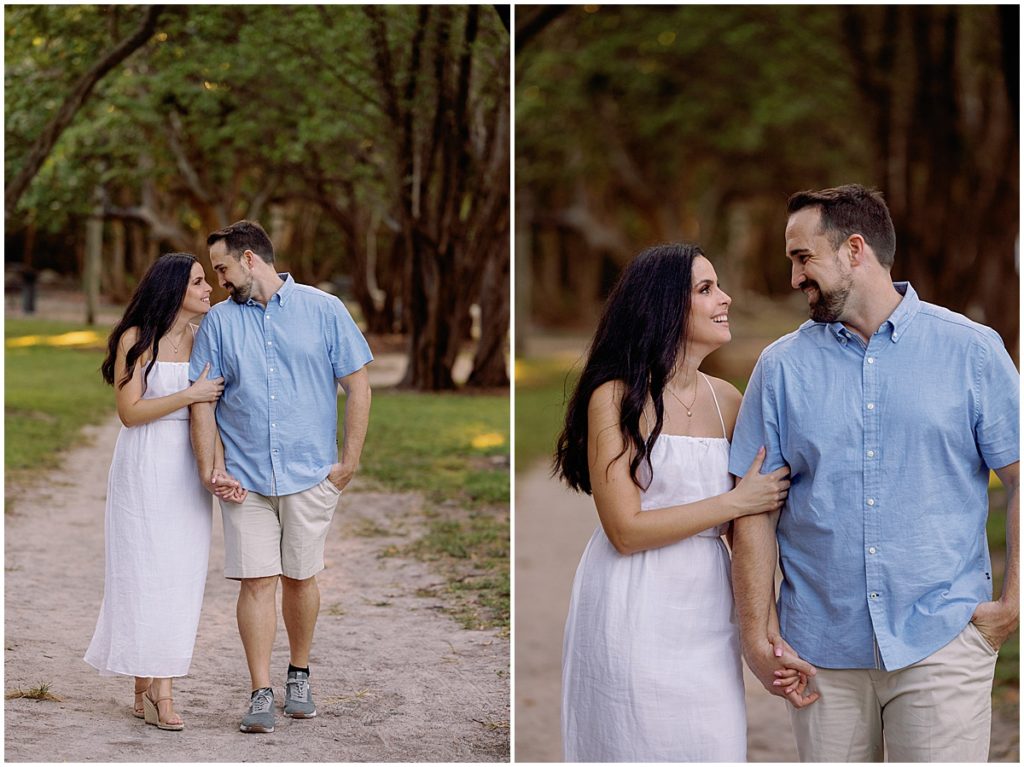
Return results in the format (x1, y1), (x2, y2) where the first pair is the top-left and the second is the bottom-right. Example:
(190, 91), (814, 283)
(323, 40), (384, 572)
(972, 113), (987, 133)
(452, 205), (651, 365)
(553, 243), (702, 494)
(101, 253), (198, 390)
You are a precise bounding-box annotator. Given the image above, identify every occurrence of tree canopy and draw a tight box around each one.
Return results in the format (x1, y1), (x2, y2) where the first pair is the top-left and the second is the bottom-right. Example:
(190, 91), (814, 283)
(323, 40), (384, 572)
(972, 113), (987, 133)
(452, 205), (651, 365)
(516, 5), (1018, 354)
(6, 4), (510, 389)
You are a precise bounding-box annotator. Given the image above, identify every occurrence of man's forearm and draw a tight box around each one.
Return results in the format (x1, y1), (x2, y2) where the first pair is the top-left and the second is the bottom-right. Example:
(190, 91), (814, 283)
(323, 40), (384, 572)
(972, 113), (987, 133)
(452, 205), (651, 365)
(997, 466), (1019, 609)
(339, 377), (371, 470)
(733, 510), (781, 646)
(190, 401), (218, 478)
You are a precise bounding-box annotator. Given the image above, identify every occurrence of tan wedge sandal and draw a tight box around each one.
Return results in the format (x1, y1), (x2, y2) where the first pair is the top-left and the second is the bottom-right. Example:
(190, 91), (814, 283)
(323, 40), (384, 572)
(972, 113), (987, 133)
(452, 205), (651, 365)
(142, 691), (184, 731)
(133, 679), (151, 719)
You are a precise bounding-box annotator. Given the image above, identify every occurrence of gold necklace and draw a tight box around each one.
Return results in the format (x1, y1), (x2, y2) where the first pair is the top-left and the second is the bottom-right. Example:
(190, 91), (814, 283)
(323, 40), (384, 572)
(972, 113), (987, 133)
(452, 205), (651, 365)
(165, 328), (187, 355)
(667, 375), (700, 417)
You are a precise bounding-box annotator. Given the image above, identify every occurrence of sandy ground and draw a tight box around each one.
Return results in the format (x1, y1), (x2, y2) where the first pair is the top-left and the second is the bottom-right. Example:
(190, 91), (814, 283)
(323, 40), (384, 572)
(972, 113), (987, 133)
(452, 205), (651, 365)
(514, 462), (1020, 763)
(4, 413), (509, 762)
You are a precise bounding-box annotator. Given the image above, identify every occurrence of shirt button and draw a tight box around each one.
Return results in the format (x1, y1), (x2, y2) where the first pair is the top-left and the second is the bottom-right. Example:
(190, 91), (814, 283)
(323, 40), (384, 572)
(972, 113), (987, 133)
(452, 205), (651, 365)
(271, 395), (276, 400)
(867, 450), (875, 458)
(267, 341), (272, 346)
(270, 367), (274, 372)
(870, 592), (879, 599)
(272, 423), (276, 428)
(867, 403), (875, 410)
(867, 356), (875, 364)
(868, 546), (877, 554)
(867, 498), (875, 506)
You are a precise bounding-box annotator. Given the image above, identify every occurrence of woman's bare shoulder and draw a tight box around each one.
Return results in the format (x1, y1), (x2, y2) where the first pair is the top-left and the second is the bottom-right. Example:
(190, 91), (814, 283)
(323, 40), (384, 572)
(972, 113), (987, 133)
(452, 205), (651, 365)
(589, 380), (628, 423)
(704, 374), (742, 423)
(704, 374), (741, 404)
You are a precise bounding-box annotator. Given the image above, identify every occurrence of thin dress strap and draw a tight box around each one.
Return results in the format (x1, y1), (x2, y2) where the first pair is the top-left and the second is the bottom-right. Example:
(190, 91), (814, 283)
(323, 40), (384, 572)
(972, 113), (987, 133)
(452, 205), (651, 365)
(702, 373), (728, 440)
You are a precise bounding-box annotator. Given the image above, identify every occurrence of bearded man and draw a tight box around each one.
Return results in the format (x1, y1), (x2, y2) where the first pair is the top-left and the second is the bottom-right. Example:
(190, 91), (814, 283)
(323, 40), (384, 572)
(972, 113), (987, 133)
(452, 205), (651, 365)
(729, 184), (1019, 761)
(189, 219), (373, 733)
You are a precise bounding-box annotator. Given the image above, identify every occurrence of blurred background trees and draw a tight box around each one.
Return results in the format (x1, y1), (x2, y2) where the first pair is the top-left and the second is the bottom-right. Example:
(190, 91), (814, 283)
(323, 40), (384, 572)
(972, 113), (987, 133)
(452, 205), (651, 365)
(5, 4), (510, 389)
(515, 5), (1018, 358)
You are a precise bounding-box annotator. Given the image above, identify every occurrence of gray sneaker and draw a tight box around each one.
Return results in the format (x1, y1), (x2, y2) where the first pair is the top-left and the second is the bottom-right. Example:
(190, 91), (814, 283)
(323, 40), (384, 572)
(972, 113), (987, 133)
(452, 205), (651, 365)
(240, 687), (275, 733)
(284, 670), (317, 718)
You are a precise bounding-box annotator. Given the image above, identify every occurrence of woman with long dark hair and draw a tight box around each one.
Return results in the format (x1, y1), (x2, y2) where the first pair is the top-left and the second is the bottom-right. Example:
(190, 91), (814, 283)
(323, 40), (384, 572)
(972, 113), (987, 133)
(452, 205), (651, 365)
(555, 244), (793, 761)
(85, 253), (226, 731)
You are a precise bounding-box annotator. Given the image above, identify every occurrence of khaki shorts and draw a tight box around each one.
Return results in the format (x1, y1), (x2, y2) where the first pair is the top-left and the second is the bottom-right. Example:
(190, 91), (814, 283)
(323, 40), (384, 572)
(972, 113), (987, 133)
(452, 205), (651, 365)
(220, 477), (342, 581)
(789, 621), (999, 761)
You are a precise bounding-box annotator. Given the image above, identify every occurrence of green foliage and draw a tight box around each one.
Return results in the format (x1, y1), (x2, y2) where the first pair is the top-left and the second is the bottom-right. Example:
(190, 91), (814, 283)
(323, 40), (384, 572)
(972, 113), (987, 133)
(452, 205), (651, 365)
(4, 319), (112, 475)
(6, 5), (509, 237)
(517, 6), (866, 197)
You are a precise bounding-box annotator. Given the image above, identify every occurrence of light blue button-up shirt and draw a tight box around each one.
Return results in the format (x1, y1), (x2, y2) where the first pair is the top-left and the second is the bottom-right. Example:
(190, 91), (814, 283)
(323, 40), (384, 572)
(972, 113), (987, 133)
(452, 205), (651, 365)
(189, 274), (373, 496)
(729, 282), (1018, 670)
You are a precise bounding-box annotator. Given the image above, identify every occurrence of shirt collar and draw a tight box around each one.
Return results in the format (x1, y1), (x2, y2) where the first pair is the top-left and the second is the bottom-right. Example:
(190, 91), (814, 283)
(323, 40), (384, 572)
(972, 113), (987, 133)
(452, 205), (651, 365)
(274, 273), (295, 305)
(883, 281), (919, 342)
(828, 281), (919, 345)
(246, 273), (294, 307)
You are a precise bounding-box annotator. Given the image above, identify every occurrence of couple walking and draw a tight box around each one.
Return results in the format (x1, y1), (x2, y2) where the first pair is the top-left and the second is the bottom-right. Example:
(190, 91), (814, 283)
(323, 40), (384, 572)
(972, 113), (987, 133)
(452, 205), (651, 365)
(84, 220), (374, 733)
(558, 185), (1019, 761)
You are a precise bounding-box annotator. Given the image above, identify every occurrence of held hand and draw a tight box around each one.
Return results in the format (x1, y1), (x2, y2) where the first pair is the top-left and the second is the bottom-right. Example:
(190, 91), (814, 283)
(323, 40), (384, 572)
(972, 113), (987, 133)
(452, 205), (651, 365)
(971, 600), (1019, 652)
(187, 363), (224, 404)
(731, 447), (791, 517)
(208, 468), (247, 504)
(327, 461), (356, 492)
(744, 634), (819, 709)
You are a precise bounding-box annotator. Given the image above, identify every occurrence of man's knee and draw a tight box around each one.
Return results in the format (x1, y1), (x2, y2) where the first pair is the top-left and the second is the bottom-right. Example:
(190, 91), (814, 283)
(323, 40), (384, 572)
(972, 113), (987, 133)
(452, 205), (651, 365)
(280, 574), (317, 590)
(240, 575), (279, 599)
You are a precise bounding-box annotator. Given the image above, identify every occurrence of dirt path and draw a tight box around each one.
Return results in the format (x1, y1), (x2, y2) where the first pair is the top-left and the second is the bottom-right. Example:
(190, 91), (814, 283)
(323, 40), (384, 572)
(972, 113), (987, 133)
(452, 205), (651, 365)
(4, 416), (509, 762)
(515, 462), (1019, 762)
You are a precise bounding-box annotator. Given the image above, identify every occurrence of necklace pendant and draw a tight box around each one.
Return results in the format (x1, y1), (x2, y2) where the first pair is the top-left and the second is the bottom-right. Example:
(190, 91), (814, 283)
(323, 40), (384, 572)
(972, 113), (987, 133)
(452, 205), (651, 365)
(686, 410), (693, 417)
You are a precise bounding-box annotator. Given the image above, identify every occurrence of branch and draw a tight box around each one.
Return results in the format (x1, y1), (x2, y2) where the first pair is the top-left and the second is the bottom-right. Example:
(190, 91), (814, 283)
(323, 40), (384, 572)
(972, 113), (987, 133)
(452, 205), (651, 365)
(515, 6), (569, 54)
(165, 111), (213, 206)
(6, 5), (167, 220)
(103, 204), (193, 252)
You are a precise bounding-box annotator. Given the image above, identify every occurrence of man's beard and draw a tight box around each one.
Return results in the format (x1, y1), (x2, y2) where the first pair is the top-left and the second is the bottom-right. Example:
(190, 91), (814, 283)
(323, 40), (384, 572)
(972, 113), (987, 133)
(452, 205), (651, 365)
(227, 276), (254, 304)
(805, 277), (852, 323)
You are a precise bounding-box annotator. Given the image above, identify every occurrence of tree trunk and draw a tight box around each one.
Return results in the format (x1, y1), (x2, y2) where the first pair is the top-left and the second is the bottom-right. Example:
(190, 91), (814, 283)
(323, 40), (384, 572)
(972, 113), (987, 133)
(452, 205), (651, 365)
(107, 218), (128, 302)
(845, 6), (1018, 354)
(468, 242), (510, 387)
(84, 194), (104, 325)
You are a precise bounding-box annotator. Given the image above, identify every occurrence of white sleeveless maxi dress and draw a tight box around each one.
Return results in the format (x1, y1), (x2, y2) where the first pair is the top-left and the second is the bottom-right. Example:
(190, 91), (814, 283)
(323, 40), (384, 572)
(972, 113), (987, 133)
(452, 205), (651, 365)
(85, 361), (212, 677)
(561, 375), (747, 761)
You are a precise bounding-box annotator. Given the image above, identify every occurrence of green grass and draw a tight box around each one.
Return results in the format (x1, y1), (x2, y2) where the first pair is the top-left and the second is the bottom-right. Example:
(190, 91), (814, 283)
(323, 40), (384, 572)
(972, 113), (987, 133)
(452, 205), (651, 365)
(5, 319), (112, 480)
(354, 390), (509, 631)
(355, 390), (509, 506)
(403, 509), (509, 633)
(514, 356), (580, 473)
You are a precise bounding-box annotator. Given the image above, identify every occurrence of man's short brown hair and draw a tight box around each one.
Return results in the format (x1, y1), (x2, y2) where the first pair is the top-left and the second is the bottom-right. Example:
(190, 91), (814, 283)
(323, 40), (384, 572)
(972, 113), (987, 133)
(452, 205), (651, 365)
(207, 220), (275, 264)
(788, 184), (896, 268)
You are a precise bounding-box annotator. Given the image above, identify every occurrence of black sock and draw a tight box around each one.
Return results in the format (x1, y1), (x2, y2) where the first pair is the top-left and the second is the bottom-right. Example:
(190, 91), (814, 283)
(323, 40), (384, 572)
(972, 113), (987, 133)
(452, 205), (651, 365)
(288, 663), (310, 676)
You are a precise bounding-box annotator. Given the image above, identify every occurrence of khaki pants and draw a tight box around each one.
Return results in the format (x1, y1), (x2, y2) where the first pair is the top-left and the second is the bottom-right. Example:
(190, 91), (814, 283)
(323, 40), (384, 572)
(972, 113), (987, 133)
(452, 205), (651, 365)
(790, 622), (999, 762)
